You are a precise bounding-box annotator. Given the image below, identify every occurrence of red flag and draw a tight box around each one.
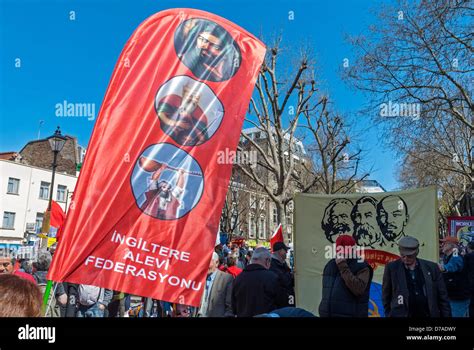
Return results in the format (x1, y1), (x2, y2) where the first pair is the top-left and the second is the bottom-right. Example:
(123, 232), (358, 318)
(50, 200), (66, 228)
(48, 8), (266, 307)
(270, 223), (283, 252)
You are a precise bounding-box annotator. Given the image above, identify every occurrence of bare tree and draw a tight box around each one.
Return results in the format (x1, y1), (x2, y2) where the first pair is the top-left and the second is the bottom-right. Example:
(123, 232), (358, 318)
(344, 0), (473, 214)
(236, 39), (369, 242)
(398, 113), (473, 215)
(220, 169), (257, 240)
(220, 183), (245, 238)
(299, 98), (370, 194)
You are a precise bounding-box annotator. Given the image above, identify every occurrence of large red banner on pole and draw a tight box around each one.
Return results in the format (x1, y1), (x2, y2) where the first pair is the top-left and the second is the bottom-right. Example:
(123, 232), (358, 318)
(48, 8), (266, 306)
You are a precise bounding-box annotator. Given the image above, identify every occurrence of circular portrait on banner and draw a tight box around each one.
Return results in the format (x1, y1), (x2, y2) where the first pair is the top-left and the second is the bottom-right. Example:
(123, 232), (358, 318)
(131, 143), (204, 220)
(155, 76), (224, 146)
(174, 18), (242, 82)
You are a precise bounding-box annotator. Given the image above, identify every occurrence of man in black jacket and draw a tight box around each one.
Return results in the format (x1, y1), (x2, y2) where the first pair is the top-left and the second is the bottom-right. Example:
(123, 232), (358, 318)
(270, 242), (295, 307)
(232, 247), (287, 317)
(382, 236), (451, 317)
(319, 235), (373, 317)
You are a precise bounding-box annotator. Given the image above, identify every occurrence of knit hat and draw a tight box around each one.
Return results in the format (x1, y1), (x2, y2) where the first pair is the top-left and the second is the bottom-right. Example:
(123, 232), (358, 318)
(335, 235), (356, 248)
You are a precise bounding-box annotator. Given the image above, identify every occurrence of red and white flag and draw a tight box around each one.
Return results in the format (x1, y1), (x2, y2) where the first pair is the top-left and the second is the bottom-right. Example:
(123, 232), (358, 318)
(50, 200), (66, 229)
(48, 8), (266, 307)
(270, 223), (284, 251)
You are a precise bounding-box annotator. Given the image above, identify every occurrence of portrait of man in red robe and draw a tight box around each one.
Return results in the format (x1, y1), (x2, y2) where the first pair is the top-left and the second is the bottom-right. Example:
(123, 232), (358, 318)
(138, 156), (188, 220)
(157, 82), (209, 146)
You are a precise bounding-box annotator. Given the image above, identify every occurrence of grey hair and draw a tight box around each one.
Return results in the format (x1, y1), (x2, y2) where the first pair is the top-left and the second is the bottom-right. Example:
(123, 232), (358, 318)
(36, 249), (52, 271)
(250, 247), (271, 264)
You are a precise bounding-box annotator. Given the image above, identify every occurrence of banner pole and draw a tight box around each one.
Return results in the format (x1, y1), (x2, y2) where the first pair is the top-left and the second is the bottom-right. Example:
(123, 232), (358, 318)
(42, 280), (53, 315)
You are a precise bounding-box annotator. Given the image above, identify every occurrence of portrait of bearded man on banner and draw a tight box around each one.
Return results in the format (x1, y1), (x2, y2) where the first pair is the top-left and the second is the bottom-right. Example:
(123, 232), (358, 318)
(155, 76), (224, 146)
(376, 195), (409, 245)
(321, 198), (354, 243)
(174, 18), (241, 82)
(131, 144), (204, 220)
(351, 196), (382, 248)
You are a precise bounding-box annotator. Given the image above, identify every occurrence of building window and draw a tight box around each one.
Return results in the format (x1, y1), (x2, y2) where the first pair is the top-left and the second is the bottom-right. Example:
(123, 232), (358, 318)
(57, 185), (67, 202)
(258, 216), (266, 240)
(35, 213), (44, 233)
(259, 198), (265, 210)
(231, 214), (238, 231)
(2, 212), (15, 229)
(250, 194), (256, 209)
(39, 181), (50, 200)
(7, 178), (20, 194)
(273, 208), (278, 224)
(287, 200), (294, 212)
(248, 214), (256, 239)
(286, 213), (293, 234)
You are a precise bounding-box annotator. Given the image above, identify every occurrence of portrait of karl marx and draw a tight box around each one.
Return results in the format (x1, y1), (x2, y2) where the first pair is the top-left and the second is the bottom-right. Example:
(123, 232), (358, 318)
(321, 198), (354, 243)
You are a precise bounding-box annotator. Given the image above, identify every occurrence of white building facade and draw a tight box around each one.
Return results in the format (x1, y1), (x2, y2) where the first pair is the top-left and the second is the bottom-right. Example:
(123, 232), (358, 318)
(0, 159), (77, 248)
(355, 180), (387, 193)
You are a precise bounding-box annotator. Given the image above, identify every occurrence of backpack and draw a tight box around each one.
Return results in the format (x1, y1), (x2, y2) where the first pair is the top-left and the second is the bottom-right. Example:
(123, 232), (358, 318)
(78, 285), (102, 306)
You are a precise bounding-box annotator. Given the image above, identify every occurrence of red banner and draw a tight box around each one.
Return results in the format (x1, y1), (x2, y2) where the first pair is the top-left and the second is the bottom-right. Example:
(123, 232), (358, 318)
(48, 8), (266, 306)
(363, 249), (399, 272)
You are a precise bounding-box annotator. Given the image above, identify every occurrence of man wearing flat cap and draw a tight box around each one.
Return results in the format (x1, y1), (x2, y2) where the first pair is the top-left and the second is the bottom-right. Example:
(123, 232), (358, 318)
(382, 236), (451, 317)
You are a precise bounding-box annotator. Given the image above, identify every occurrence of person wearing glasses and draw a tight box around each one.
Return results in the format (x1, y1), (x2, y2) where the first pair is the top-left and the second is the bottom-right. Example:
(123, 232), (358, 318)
(175, 19), (241, 82)
(382, 236), (451, 317)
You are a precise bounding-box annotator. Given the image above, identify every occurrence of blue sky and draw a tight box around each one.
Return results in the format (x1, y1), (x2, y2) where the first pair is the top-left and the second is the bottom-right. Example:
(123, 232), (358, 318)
(0, 0), (400, 190)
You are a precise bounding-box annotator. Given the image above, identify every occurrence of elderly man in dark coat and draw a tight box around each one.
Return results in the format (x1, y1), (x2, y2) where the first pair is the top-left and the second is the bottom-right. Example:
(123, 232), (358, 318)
(382, 236), (451, 317)
(270, 242), (295, 307)
(232, 247), (287, 317)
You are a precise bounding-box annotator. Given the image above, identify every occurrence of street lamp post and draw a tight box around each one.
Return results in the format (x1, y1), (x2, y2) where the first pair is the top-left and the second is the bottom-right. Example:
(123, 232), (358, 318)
(41, 126), (67, 315)
(41, 126), (67, 248)
(47, 127), (67, 210)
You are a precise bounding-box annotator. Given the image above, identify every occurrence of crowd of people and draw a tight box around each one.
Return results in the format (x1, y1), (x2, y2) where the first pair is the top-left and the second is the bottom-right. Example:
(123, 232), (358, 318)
(0, 235), (473, 318)
(0, 240), (298, 318)
(320, 235), (474, 318)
